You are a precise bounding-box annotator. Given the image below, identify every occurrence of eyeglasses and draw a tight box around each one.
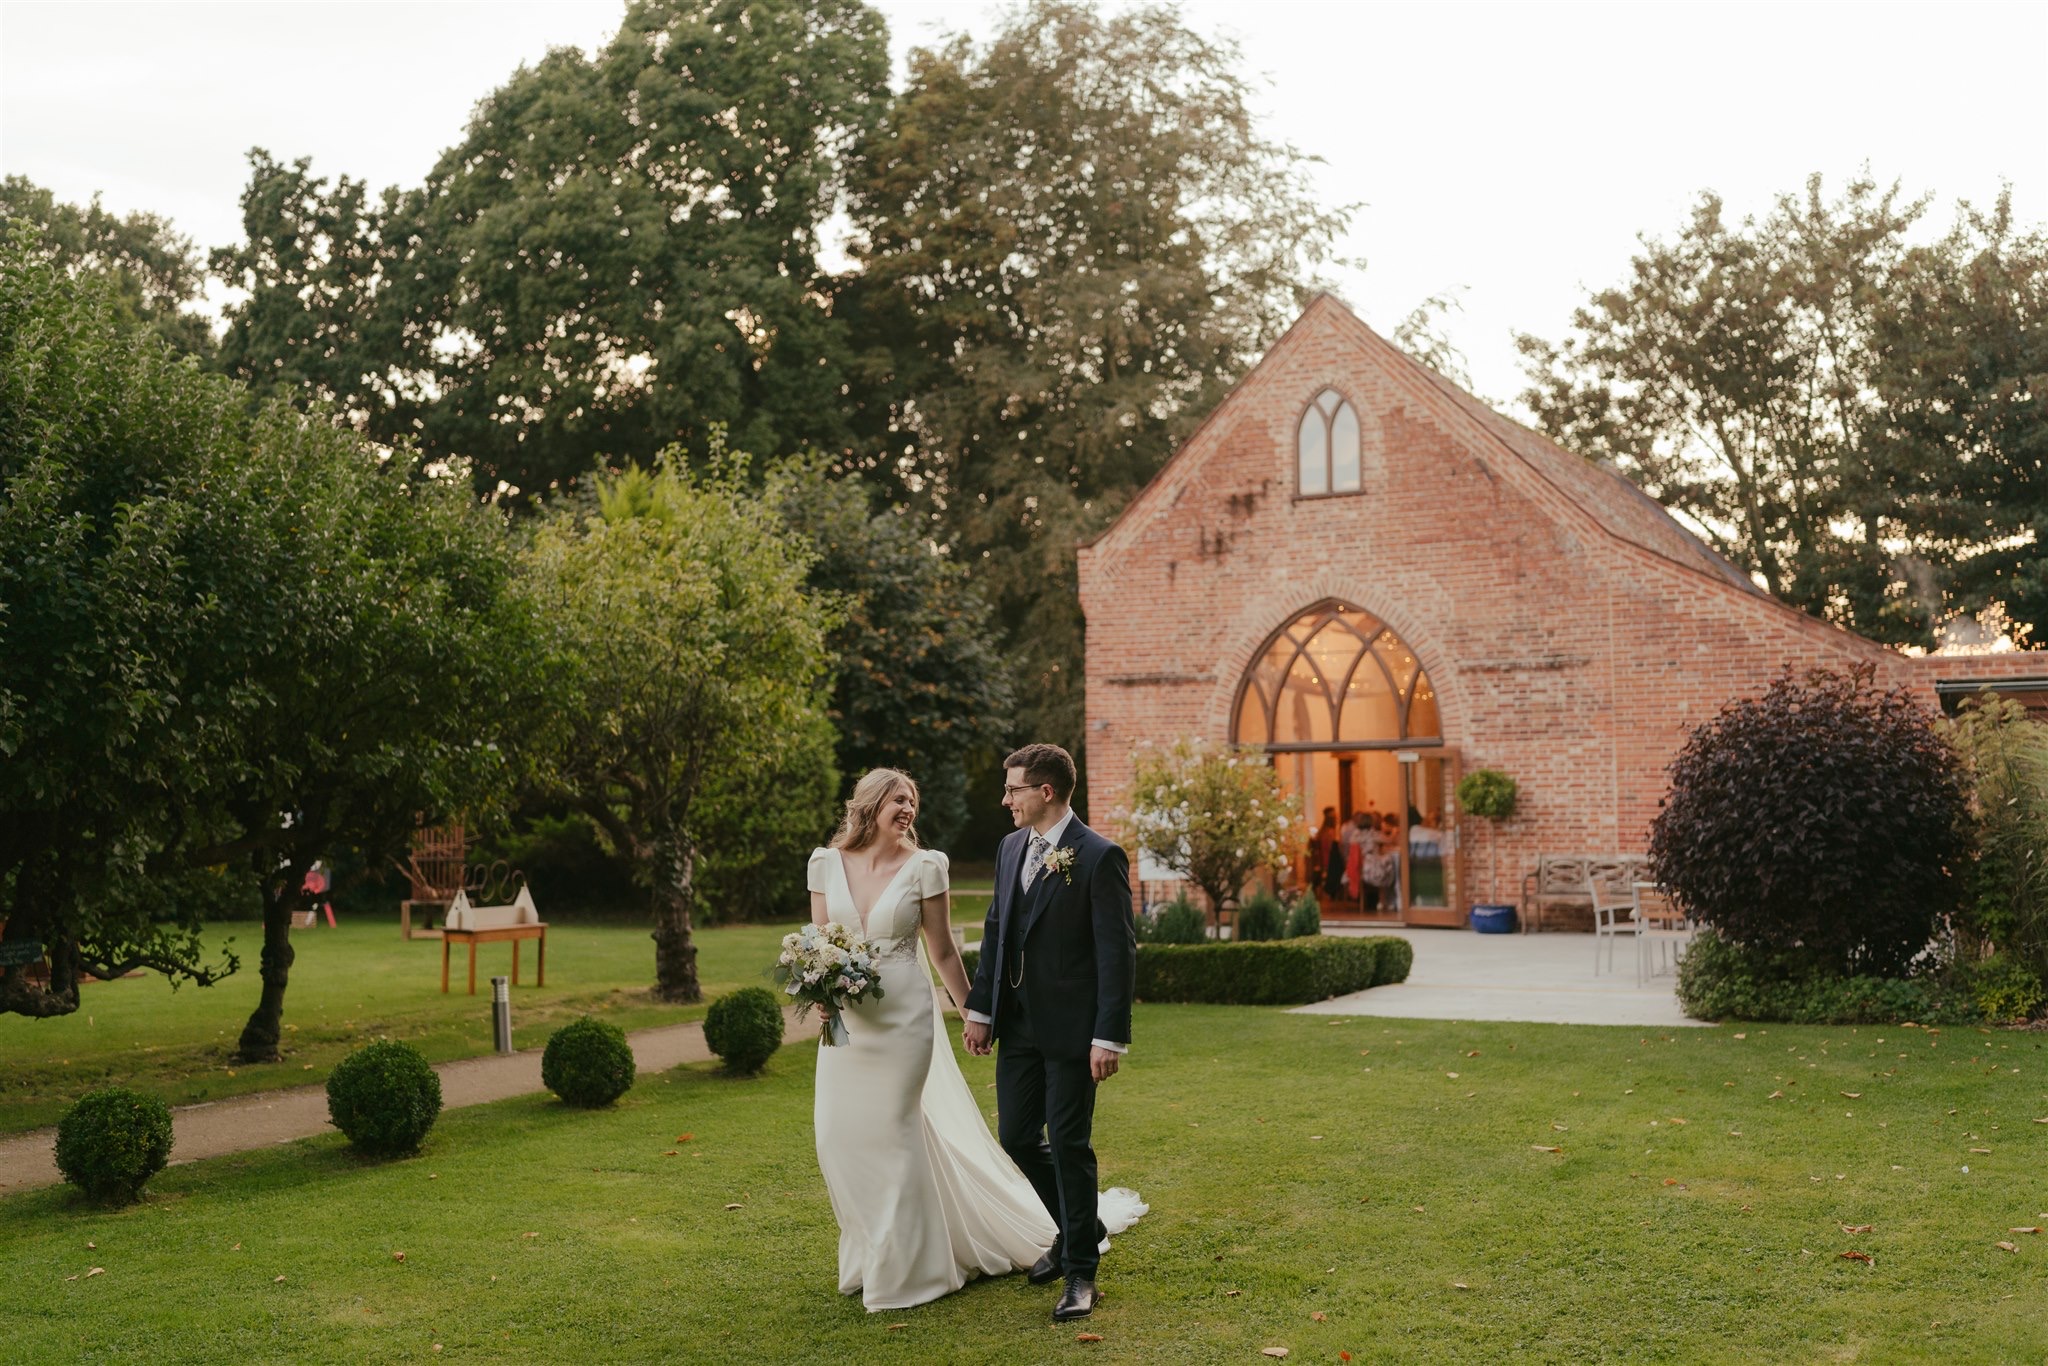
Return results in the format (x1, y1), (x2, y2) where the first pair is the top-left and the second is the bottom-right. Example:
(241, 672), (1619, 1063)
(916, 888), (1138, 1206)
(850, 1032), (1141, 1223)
(1002, 784), (1047, 797)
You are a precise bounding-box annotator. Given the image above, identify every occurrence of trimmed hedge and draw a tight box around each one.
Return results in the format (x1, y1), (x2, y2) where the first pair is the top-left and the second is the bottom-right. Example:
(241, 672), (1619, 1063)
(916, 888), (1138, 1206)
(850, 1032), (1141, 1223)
(326, 1040), (442, 1157)
(55, 1087), (174, 1203)
(1137, 935), (1409, 1006)
(542, 1017), (637, 1107)
(961, 935), (1410, 1007)
(704, 986), (785, 1075)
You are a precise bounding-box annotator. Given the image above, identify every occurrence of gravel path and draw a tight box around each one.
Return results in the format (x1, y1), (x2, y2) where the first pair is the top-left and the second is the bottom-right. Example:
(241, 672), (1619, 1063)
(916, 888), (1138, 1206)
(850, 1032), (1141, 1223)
(0, 1013), (796, 1197)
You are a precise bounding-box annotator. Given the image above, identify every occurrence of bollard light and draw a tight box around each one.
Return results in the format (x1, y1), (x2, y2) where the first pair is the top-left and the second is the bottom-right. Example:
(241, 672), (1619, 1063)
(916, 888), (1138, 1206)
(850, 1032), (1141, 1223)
(491, 974), (512, 1054)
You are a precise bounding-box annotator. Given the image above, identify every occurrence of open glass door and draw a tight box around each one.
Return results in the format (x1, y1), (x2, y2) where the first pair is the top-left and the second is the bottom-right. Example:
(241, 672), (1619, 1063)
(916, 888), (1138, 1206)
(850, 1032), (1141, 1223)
(1399, 747), (1462, 927)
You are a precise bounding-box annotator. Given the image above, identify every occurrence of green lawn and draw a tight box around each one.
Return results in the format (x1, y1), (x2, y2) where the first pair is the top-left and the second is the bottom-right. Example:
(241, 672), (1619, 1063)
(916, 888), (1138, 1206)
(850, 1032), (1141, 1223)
(0, 896), (993, 1134)
(5, 1007), (2044, 1361)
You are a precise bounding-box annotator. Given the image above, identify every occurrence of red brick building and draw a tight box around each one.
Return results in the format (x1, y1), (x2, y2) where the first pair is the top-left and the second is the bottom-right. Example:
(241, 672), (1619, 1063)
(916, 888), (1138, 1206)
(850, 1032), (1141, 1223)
(1077, 295), (2045, 927)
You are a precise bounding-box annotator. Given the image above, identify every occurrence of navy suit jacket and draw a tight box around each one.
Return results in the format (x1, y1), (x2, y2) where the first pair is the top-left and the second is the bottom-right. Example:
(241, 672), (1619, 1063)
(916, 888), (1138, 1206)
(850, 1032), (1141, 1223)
(964, 818), (1136, 1059)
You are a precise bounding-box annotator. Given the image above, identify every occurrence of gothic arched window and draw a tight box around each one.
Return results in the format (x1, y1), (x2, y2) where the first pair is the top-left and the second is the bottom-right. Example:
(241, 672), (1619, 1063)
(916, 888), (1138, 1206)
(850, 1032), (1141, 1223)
(1296, 388), (1362, 496)
(1232, 601), (1439, 748)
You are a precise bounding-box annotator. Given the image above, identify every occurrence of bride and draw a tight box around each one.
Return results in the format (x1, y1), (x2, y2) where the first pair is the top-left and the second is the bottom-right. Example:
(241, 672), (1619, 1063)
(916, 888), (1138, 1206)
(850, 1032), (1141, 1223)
(807, 768), (1139, 1311)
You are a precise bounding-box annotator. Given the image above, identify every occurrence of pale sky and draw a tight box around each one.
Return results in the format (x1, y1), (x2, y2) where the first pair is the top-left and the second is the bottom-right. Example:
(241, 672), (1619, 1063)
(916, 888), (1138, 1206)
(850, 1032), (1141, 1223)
(2, 0), (2043, 411)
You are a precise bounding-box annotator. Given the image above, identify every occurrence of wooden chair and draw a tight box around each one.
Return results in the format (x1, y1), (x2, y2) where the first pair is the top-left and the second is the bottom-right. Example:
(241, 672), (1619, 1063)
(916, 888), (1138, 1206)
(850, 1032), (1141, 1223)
(1587, 859), (1648, 976)
(1631, 882), (1693, 984)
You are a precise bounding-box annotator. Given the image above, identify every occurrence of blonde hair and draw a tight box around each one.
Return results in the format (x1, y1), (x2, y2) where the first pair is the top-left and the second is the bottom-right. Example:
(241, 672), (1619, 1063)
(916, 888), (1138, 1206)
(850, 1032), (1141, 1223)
(830, 768), (922, 852)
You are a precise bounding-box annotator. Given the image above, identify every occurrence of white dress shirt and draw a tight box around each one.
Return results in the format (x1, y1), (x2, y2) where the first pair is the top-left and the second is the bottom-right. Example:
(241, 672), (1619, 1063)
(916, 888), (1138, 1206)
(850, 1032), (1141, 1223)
(965, 809), (1128, 1054)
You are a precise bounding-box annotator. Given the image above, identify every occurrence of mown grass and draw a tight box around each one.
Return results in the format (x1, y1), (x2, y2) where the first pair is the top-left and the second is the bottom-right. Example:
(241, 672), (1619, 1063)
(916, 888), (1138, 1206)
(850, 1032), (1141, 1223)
(0, 893), (992, 1134)
(4, 1006), (2044, 1362)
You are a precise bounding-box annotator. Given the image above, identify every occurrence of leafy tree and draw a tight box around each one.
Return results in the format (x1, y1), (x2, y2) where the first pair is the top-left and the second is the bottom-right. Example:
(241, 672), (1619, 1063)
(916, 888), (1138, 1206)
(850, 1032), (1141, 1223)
(0, 176), (213, 357)
(1648, 665), (1971, 977)
(769, 455), (1013, 849)
(1942, 694), (2048, 981)
(841, 0), (1350, 757)
(213, 1), (889, 501)
(209, 151), (400, 426)
(1519, 174), (2048, 650)
(0, 228), (243, 1015)
(0, 228), (528, 1038)
(207, 428), (533, 1062)
(1123, 738), (1299, 924)
(524, 456), (836, 1001)
(1865, 194), (2048, 644)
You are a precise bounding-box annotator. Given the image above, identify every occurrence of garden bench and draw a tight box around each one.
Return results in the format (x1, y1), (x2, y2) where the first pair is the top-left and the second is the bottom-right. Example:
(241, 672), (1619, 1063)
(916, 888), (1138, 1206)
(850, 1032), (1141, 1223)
(1520, 853), (1650, 933)
(439, 885), (547, 995)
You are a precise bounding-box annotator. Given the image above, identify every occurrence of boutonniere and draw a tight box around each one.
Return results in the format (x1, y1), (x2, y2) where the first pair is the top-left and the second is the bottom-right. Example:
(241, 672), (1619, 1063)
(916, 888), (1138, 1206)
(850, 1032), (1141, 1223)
(1042, 846), (1076, 885)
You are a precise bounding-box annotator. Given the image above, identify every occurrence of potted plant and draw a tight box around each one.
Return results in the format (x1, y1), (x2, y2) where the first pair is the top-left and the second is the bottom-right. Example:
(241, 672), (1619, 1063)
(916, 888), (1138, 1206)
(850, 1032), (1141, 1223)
(1454, 768), (1519, 932)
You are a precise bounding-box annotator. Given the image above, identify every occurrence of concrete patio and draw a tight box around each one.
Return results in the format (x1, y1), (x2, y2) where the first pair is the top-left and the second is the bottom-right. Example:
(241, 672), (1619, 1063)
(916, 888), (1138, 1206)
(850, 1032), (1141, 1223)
(1295, 925), (1709, 1027)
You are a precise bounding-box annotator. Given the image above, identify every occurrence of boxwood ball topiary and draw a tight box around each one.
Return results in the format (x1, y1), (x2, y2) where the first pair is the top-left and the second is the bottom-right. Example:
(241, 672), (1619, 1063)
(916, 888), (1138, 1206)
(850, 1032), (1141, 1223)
(543, 1016), (637, 1106)
(704, 986), (786, 1075)
(55, 1086), (174, 1203)
(326, 1040), (443, 1156)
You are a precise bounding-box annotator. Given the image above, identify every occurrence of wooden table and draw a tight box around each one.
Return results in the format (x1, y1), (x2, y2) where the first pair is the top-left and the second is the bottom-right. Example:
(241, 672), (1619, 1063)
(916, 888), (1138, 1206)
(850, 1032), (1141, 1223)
(440, 923), (548, 995)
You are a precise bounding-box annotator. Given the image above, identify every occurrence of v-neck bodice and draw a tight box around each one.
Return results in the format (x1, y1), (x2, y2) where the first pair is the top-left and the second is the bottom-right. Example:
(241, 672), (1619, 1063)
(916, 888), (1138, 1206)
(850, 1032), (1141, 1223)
(810, 846), (947, 944)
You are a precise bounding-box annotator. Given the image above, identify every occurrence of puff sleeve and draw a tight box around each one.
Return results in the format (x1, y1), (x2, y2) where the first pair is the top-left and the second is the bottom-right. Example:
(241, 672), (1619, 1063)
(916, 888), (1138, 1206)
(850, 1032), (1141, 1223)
(806, 847), (832, 895)
(914, 849), (950, 901)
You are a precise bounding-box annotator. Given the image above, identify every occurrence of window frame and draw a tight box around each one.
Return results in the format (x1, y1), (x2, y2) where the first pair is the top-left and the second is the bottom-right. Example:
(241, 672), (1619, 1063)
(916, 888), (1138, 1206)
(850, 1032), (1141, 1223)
(1293, 387), (1366, 500)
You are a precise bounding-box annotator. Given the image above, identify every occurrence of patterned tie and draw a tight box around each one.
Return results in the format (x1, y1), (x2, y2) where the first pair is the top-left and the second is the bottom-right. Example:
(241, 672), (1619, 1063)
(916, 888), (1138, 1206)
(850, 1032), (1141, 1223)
(1022, 833), (1049, 891)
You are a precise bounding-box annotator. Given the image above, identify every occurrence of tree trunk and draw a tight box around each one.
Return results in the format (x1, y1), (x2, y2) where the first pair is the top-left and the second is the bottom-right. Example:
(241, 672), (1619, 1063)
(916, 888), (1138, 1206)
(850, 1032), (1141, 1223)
(235, 863), (306, 1063)
(650, 831), (702, 1004)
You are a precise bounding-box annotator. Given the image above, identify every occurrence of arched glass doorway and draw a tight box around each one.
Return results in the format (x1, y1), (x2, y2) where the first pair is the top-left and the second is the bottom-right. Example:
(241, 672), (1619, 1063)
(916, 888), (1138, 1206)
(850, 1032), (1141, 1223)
(1232, 601), (1460, 924)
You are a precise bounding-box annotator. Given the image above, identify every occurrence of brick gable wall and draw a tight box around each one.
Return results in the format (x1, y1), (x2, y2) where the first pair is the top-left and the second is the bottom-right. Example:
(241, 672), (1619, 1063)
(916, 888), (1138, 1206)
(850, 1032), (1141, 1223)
(1077, 296), (2042, 914)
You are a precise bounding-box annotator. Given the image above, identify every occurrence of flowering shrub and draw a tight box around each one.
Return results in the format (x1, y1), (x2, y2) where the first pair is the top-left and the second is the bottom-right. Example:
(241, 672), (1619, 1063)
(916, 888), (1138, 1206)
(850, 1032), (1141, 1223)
(1123, 738), (1301, 922)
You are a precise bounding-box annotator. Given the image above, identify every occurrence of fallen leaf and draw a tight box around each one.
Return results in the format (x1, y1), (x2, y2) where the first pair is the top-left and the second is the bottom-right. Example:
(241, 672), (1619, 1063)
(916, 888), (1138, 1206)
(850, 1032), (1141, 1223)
(1412, 1205), (1425, 1213)
(1309, 1136), (1324, 1141)
(1310, 1312), (1327, 1322)
(1466, 1050), (1480, 1057)
(1261, 1351), (1290, 1360)
(231, 1243), (242, 1251)
(1225, 1289), (1242, 1297)
(522, 1232), (539, 1239)
(1662, 1178), (1679, 1186)
(273, 1274), (286, 1282)
(1734, 1032), (1746, 1039)
(1452, 1281), (1469, 1290)
(1840, 1092), (1862, 1099)
(1446, 1072), (1459, 1079)
(1551, 1123), (1568, 1132)
(1840, 1251), (1872, 1263)
(1076, 1332), (1103, 1343)
(1668, 1117), (1687, 1126)
(1841, 1224), (1874, 1234)
(64, 1274), (78, 1282)
(1996, 1241), (2018, 1253)
(1970, 1147), (1992, 1154)
(432, 1346), (442, 1354)
(886, 1323), (906, 1331)
(676, 1133), (694, 1143)
(2011, 1226), (2043, 1235)
(1768, 1090), (1785, 1099)
(85, 1267), (105, 1278)
(724, 1203), (743, 1211)
(1341, 1355), (1353, 1363)
(392, 1251), (406, 1263)
(661, 1150), (679, 1157)
(1531, 1145), (1562, 1153)
(85, 1242), (95, 1249)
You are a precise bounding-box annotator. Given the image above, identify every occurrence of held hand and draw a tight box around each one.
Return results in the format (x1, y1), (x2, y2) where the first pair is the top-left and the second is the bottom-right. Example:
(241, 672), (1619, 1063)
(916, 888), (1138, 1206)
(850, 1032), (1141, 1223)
(1089, 1046), (1121, 1084)
(962, 1019), (992, 1055)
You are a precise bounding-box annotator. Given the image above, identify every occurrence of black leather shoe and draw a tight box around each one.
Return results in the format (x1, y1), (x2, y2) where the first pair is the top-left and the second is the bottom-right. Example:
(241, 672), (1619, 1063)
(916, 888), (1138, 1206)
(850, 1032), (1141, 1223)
(1027, 1243), (1063, 1285)
(1052, 1276), (1099, 1321)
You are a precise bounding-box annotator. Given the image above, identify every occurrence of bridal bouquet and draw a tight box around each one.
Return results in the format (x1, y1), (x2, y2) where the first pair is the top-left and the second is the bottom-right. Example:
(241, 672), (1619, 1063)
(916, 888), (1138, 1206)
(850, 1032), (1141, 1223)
(774, 921), (886, 1046)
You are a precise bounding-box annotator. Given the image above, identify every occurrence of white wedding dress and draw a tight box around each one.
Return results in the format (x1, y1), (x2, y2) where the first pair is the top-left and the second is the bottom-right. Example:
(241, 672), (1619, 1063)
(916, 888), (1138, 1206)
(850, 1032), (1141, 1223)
(808, 846), (1144, 1311)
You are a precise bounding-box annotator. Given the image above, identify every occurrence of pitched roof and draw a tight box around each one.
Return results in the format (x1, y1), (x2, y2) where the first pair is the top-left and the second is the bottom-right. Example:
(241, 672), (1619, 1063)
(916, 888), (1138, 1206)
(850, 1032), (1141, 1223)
(1088, 292), (1762, 599)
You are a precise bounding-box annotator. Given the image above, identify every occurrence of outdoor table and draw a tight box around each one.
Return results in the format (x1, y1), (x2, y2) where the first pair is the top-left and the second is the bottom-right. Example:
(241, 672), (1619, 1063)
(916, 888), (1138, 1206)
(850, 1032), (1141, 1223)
(440, 922), (547, 995)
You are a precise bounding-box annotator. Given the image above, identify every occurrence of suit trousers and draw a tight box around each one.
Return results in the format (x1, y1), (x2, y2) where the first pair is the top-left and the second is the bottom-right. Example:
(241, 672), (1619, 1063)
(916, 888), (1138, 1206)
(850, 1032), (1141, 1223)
(994, 990), (1101, 1279)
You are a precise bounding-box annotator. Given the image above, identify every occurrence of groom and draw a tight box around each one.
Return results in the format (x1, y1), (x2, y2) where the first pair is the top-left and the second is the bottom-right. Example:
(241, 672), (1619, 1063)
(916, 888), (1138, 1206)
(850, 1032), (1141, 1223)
(962, 743), (1136, 1322)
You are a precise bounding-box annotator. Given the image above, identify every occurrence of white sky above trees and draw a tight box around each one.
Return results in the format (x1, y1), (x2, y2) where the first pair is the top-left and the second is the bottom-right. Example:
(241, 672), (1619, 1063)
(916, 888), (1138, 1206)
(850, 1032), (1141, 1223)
(1, 0), (2042, 412)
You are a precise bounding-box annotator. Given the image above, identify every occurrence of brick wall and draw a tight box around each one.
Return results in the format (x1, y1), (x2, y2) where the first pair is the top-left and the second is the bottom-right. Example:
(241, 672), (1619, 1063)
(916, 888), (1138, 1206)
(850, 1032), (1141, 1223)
(1077, 295), (2041, 910)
